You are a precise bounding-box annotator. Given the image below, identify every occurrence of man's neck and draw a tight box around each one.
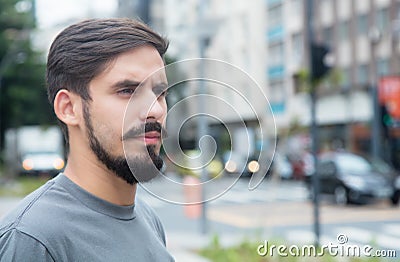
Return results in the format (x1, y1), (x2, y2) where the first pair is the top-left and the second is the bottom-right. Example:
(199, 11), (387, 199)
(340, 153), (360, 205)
(63, 154), (137, 206)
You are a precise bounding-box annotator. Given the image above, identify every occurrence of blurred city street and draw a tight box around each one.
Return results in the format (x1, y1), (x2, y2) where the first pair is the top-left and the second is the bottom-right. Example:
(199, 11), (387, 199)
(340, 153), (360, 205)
(140, 176), (400, 259)
(1, 175), (400, 260)
(2, 0), (400, 260)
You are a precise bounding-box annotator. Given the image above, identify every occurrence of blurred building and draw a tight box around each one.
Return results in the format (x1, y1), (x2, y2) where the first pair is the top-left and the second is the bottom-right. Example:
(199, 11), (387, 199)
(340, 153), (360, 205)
(117, 0), (151, 24)
(191, 0), (269, 157)
(267, 0), (400, 163)
(116, 0), (400, 166)
(120, 0), (271, 158)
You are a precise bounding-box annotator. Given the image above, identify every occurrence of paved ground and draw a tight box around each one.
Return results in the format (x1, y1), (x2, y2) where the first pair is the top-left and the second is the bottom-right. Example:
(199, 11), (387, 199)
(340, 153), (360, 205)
(2, 178), (400, 261)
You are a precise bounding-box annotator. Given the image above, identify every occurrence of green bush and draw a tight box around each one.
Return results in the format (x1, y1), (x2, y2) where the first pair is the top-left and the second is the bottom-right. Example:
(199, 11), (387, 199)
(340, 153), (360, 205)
(0, 176), (48, 197)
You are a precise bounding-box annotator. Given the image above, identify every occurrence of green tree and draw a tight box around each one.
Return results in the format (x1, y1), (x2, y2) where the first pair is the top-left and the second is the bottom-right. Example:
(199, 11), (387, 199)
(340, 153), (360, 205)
(0, 0), (56, 154)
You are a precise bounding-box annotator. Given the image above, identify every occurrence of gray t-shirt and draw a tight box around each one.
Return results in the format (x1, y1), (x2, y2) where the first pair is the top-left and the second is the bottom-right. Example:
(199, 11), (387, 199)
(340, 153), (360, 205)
(0, 174), (175, 261)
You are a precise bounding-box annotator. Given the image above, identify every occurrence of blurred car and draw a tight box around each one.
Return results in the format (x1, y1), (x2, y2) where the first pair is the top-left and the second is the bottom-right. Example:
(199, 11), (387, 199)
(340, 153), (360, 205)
(272, 153), (293, 179)
(21, 151), (65, 176)
(222, 151), (260, 177)
(306, 152), (396, 205)
(392, 176), (400, 205)
(367, 157), (400, 206)
(287, 154), (306, 180)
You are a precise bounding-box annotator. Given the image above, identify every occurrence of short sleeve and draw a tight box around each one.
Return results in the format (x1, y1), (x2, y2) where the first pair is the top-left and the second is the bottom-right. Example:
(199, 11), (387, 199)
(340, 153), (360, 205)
(0, 228), (54, 262)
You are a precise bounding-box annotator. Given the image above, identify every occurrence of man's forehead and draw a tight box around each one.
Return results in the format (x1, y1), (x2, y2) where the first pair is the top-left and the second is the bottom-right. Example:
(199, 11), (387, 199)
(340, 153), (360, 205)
(94, 59), (167, 87)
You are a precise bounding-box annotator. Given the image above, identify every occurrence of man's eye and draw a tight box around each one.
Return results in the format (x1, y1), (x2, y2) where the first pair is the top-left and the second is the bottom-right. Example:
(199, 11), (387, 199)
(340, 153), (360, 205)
(118, 88), (135, 95)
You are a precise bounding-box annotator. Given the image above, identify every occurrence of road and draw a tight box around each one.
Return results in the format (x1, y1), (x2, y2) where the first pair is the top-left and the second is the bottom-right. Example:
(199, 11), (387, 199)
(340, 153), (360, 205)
(138, 176), (400, 256)
(1, 176), (399, 259)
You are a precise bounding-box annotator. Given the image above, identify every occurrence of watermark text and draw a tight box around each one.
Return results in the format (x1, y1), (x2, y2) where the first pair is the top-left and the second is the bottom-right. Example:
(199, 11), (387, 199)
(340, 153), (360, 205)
(257, 234), (397, 258)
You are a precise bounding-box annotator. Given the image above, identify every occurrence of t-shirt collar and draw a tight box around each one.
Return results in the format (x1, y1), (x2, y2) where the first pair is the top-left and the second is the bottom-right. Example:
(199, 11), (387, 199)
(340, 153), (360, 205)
(56, 173), (136, 220)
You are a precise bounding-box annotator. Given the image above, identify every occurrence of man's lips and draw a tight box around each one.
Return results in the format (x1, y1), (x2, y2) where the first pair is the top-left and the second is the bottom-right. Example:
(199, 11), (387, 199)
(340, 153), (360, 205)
(125, 131), (161, 143)
(142, 131), (161, 144)
(122, 122), (167, 141)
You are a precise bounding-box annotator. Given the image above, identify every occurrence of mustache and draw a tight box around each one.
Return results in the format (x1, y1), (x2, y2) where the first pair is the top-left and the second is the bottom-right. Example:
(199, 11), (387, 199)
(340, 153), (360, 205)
(122, 122), (168, 140)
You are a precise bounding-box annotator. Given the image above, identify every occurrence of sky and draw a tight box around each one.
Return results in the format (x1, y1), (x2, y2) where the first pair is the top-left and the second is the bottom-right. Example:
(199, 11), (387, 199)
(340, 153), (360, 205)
(35, 0), (118, 29)
(33, 0), (118, 53)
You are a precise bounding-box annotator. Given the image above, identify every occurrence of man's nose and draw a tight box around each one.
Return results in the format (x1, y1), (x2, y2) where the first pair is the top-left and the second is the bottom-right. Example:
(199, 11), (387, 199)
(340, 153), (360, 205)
(139, 92), (166, 121)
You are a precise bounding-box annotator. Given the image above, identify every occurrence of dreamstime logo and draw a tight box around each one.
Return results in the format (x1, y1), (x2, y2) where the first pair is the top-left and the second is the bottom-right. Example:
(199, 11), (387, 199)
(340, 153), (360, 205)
(122, 58), (276, 204)
(336, 233), (348, 244)
(257, 234), (397, 258)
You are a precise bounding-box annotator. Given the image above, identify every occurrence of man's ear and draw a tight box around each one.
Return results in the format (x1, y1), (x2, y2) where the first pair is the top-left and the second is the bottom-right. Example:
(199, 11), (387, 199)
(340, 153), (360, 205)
(54, 89), (82, 126)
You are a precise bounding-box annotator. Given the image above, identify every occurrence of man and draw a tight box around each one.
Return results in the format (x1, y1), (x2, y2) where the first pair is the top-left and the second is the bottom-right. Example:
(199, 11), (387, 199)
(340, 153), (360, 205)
(0, 18), (175, 261)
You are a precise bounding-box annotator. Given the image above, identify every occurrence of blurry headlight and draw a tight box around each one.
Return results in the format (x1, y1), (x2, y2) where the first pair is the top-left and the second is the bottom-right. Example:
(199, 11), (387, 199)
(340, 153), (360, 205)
(53, 158), (65, 170)
(225, 160), (237, 173)
(22, 159), (34, 171)
(247, 160), (260, 173)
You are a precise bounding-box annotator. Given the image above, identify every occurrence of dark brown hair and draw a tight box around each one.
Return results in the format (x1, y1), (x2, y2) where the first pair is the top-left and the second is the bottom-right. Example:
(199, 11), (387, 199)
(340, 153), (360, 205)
(46, 18), (169, 149)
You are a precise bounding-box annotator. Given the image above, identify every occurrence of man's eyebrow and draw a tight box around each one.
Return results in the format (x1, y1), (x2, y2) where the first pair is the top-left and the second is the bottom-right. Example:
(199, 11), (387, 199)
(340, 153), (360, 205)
(153, 82), (168, 90)
(111, 79), (142, 89)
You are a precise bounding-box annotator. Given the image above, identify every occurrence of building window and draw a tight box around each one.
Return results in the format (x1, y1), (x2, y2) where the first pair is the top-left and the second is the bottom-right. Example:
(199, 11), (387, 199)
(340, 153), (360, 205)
(357, 14), (368, 36)
(291, 32), (303, 64)
(376, 8), (389, 33)
(377, 58), (390, 77)
(356, 64), (369, 86)
(268, 3), (283, 28)
(267, 0), (282, 7)
(322, 26), (333, 45)
(338, 20), (349, 41)
(269, 80), (285, 104)
(268, 42), (284, 66)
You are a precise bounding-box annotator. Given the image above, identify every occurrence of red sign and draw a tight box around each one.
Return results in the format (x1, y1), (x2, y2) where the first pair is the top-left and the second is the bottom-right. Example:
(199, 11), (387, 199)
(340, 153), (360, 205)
(379, 76), (400, 119)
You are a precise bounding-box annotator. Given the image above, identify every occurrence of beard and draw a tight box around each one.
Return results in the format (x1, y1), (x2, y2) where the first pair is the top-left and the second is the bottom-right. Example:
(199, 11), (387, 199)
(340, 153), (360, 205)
(82, 102), (164, 185)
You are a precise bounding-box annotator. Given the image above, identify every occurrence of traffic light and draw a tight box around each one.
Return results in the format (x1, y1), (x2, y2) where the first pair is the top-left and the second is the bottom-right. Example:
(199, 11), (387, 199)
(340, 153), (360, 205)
(311, 42), (331, 80)
(380, 105), (391, 137)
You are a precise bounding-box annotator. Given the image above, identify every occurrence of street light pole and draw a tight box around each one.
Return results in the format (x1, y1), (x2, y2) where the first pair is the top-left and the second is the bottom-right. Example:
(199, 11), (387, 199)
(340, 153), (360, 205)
(197, 0), (209, 234)
(306, 0), (321, 248)
(369, 27), (382, 159)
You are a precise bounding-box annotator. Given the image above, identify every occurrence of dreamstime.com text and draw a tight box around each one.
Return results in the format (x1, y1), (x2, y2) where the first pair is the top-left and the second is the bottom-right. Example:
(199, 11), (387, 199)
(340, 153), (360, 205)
(257, 234), (397, 258)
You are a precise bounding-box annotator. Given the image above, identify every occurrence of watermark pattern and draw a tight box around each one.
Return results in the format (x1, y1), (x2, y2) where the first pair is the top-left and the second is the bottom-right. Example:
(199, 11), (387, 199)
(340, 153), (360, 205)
(123, 58), (277, 204)
(257, 234), (397, 258)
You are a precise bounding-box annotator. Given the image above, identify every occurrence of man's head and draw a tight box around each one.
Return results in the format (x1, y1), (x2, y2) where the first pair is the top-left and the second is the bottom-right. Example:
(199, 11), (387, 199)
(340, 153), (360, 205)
(47, 18), (169, 184)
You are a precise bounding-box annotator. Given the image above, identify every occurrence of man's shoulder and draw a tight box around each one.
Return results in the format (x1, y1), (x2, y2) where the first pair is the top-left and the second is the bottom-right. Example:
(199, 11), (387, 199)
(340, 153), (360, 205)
(0, 227), (55, 261)
(135, 196), (159, 221)
(135, 196), (166, 243)
(0, 176), (73, 245)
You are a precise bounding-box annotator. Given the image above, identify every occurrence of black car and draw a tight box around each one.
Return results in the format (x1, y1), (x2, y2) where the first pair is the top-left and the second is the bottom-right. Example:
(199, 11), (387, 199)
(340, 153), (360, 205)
(306, 152), (397, 205)
(391, 176), (400, 205)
